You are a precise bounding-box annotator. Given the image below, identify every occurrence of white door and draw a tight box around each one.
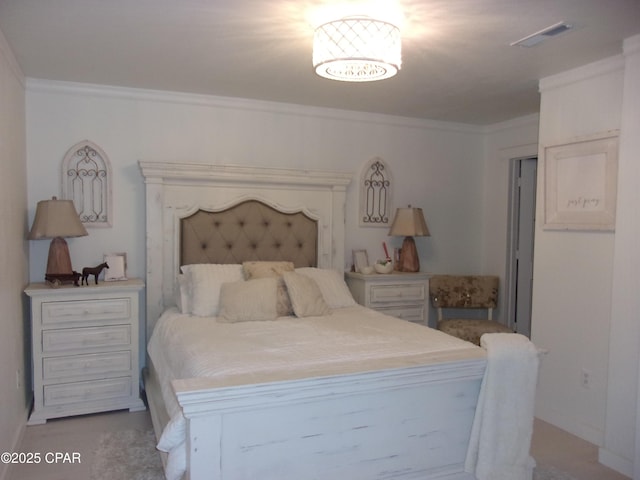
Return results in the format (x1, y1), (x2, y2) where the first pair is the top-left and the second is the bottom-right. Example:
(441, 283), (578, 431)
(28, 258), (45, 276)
(506, 157), (537, 337)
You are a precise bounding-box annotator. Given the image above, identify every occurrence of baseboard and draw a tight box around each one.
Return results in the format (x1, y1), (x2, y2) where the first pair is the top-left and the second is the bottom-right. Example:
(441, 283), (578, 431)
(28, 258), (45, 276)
(598, 447), (633, 478)
(0, 403), (31, 480)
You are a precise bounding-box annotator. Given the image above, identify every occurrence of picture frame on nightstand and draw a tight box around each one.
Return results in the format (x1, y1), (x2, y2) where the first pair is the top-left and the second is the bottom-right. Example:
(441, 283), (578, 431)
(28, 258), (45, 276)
(353, 249), (369, 273)
(103, 252), (127, 281)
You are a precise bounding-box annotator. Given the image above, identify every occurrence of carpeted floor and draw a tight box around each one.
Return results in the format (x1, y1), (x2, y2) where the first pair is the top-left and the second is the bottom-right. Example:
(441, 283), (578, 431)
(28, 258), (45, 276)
(91, 429), (164, 480)
(90, 428), (577, 480)
(534, 465), (579, 480)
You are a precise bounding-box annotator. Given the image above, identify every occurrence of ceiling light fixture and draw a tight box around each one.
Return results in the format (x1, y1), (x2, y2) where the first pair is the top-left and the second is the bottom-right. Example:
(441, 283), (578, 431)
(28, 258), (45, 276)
(313, 16), (401, 82)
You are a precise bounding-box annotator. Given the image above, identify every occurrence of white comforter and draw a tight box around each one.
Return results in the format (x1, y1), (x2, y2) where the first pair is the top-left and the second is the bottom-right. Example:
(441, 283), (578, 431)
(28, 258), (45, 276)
(147, 305), (480, 480)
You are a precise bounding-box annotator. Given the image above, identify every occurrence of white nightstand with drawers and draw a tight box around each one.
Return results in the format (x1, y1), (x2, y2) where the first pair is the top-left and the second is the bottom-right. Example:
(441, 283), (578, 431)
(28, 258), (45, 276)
(25, 279), (146, 425)
(345, 271), (430, 325)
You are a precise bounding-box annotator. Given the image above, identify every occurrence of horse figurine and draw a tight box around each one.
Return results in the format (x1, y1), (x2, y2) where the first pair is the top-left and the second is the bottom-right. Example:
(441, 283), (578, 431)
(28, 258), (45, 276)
(81, 262), (109, 285)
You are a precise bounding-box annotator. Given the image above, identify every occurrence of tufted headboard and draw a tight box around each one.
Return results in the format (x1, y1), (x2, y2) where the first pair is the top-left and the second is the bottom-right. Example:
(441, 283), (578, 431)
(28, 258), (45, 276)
(139, 161), (352, 337)
(180, 200), (318, 267)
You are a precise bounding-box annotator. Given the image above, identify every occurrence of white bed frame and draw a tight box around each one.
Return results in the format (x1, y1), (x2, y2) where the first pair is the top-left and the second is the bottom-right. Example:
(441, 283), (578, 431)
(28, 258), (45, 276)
(139, 161), (485, 480)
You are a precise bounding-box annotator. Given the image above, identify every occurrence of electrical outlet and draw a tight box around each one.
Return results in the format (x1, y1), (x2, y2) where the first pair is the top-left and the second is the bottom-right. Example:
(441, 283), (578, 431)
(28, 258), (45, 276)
(581, 369), (591, 389)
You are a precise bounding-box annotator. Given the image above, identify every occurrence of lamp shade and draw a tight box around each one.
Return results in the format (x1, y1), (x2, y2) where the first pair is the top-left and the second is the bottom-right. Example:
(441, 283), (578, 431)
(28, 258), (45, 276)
(388, 207), (430, 237)
(29, 198), (88, 282)
(28, 198), (88, 240)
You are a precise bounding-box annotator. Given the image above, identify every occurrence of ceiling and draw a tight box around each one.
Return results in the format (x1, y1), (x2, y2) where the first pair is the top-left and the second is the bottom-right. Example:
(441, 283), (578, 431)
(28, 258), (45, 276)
(1, 0), (639, 125)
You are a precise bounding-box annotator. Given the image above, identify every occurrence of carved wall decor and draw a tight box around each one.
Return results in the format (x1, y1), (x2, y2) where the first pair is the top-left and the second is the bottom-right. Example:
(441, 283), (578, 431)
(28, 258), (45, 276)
(359, 157), (392, 227)
(61, 140), (112, 227)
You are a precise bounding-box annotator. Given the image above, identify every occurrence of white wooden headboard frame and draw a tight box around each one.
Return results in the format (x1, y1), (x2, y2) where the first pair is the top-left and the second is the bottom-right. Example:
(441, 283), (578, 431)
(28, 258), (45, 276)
(138, 161), (352, 338)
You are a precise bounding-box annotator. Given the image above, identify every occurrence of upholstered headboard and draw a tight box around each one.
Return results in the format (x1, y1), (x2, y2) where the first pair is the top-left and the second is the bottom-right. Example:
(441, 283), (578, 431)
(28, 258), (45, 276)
(180, 200), (318, 268)
(139, 161), (352, 337)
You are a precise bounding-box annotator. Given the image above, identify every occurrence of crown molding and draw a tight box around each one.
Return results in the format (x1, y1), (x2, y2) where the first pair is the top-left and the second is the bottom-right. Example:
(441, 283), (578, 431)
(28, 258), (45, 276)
(26, 78), (485, 135)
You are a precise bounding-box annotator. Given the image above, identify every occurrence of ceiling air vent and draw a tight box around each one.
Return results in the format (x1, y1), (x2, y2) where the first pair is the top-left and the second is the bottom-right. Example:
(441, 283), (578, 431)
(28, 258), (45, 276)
(510, 21), (573, 47)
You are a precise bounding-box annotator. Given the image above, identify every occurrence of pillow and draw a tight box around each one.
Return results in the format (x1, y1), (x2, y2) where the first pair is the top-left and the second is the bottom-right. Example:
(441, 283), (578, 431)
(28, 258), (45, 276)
(175, 274), (191, 314)
(243, 261), (294, 316)
(295, 267), (356, 308)
(180, 264), (244, 317)
(283, 272), (331, 318)
(243, 261), (295, 278)
(218, 278), (278, 323)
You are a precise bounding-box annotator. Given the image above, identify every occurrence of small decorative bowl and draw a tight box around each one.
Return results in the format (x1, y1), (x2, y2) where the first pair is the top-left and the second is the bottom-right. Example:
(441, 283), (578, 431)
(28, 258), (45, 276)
(374, 262), (393, 274)
(360, 265), (375, 275)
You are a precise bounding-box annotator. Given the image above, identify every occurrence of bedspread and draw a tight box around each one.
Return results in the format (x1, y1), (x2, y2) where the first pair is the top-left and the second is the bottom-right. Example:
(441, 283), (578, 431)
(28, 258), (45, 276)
(148, 305), (482, 480)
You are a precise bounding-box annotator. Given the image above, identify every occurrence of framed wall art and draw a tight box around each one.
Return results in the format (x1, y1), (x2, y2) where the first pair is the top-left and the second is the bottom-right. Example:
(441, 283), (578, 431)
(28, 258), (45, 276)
(543, 131), (619, 231)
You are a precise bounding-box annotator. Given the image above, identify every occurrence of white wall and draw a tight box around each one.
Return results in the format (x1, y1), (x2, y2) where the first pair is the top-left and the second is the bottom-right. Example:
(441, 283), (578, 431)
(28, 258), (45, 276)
(604, 35), (640, 477)
(25, 81), (487, 330)
(0, 27), (29, 480)
(533, 47), (640, 477)
(534, 56), (621, 444)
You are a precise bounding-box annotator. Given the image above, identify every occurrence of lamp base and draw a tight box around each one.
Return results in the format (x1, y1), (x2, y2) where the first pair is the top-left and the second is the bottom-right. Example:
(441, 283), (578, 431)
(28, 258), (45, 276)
(46, 237), (74, 275)
(44, 237), (81, 286)
(398, 236), (420, 272)
(45, 272), (82, 287)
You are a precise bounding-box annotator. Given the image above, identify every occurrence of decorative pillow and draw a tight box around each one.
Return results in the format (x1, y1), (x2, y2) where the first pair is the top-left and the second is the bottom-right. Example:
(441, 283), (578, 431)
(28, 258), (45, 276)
(218, 278), (278, 323)
(180, 264), (244, 317)
(243, 261), (295, 316)
(243, 261), (295, 278)
(283, 272), (331, 318)
(295, 267), (356, 308)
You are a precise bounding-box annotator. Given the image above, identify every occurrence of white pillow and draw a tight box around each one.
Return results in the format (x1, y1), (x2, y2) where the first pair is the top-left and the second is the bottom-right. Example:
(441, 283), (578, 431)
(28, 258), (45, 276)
(295, 267), (356, 308)
(218, 278), (278, 323)
(175, 274), (191, 314)
(180, 264), (244, 317)
(283, 272), (330, 318)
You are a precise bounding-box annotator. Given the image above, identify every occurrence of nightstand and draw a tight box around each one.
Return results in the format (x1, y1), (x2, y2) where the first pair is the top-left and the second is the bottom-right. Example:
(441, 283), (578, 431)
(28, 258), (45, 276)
(345, 271), (430, 325)
(24, 279), (146, 425)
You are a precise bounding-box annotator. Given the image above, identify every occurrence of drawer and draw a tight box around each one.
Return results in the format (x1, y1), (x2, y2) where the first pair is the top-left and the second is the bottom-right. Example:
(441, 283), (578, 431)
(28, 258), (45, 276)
(43, 351), (131, 380)
(42, 298), (131, 326)
(43, 377), (132, 407)
(375, 305), (425, 323)
(370, 283), (426, 304)
(42, 325), (131, 353)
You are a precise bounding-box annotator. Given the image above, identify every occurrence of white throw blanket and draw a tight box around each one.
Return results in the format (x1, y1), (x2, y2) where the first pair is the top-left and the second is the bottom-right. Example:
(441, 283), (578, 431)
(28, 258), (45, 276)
(465, 333), (540, 480)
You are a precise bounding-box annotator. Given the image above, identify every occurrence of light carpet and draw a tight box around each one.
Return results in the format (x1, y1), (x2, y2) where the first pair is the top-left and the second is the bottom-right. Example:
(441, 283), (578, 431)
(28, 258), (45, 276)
(91, 428), (164, 480)
(90, 429), (577, 480)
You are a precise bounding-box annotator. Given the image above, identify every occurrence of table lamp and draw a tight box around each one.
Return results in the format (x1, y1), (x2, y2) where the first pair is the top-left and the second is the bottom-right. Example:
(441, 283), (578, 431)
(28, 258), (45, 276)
(388, 206), (430, 272)
(28, 197), (88, 283)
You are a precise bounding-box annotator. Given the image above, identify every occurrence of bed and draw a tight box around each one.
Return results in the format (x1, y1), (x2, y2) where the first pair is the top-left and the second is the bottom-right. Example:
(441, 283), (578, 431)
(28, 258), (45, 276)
(139, 161), (539, 480)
